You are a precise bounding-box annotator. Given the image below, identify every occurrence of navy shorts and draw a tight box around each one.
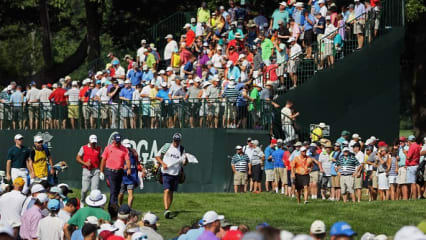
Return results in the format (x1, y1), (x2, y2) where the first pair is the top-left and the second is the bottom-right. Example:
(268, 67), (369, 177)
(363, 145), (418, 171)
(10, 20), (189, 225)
(163, 174), (179, 192)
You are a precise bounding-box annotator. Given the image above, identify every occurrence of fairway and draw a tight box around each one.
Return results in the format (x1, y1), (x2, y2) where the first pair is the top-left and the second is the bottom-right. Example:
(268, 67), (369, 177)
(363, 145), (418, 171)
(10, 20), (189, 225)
(75, 192), (426, 239)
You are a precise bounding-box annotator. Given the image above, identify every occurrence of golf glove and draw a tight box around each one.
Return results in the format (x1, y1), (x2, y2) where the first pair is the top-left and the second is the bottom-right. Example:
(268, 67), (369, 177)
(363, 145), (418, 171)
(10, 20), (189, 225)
(100, 172), (105, 181)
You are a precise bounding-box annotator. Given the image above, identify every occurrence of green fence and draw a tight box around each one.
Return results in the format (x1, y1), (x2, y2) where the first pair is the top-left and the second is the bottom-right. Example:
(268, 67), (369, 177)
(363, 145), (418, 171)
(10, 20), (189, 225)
(0, 98), (273, 131)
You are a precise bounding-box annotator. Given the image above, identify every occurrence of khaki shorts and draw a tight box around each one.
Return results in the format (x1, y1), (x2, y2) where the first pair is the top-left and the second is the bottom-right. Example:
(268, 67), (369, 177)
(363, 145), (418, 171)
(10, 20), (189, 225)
(288, 60), (298, 73)
(309, 171), (319, 184)
(353, 20), (365, 34)
(68, 105), (79, 119)
(340, 175), (354, 194)
(331, 175), (340, 188)
(372, 171), (379, 188)
(397, 167), (407, 184)
(82, 104), (91, 119)
(265, 169), (275, 182)
(234, 171), (248, 186)
(354, 176), (363, 189)
(274, 167), (287, 185)
(28, 105), (40, 119)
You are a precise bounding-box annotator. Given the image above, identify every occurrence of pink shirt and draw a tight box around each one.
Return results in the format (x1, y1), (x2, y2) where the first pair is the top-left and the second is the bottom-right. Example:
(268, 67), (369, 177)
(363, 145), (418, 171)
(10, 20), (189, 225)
(406, 143), (421, 166)
(20, 205), (42, 240)
(102, 144), (129, 170)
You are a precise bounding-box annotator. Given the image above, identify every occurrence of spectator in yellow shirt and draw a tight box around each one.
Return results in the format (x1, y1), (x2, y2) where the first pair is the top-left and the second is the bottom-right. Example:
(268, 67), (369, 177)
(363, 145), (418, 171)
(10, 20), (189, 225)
(311, 122), (326, 142)
(197, 2), (210, 23)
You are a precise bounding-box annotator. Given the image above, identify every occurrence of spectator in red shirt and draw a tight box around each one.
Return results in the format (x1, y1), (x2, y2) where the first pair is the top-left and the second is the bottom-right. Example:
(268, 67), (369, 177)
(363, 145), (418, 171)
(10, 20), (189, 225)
(406, 135), (421, 199)
(48, 83), (67, 129)
(227, 46), (239, 64)
(124, 54), (134, 70)
(183, 23), (196, 48)
(283, 146), (292, 196)
(79, 79), (90, 129)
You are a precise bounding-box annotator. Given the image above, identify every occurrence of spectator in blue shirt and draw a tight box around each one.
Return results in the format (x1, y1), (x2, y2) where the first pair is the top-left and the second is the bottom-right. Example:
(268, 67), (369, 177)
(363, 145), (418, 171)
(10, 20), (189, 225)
(303, 10), (316, 59)
(226, 61), (241, 81)
(228, 23), (244, 41)
(270, 2), (290, 30)
(272, 142), (286, 194)
(119, 80), (135, 128)
(156, 82), (171, 127)
(141, 65), (154, 82)
(264, 139), (277, 192)
(127, 64), (143, 86)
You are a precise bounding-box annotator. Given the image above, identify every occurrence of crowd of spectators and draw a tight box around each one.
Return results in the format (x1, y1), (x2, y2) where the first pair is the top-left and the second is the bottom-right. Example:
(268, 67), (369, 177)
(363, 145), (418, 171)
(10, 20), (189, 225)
(231, 132), (426, 203)
(0, 0), (382, 131)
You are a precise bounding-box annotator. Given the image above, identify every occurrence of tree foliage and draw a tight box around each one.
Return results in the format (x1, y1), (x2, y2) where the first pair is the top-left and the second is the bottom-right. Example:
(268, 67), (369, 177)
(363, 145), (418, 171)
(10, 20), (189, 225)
(405, 0), (426, 22)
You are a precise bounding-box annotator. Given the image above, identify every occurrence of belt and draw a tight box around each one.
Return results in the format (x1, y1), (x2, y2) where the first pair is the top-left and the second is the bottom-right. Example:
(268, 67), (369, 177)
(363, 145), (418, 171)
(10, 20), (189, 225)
(341, 174), (353, 176)
(106, 168), (123, 173)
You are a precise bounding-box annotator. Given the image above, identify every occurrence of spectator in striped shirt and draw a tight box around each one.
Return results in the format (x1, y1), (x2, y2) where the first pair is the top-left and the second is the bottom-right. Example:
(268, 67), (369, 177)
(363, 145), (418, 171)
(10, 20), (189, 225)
(222, 82), (239, 128)
(231, 145), (251, 193)
(336, 147), (361, 203)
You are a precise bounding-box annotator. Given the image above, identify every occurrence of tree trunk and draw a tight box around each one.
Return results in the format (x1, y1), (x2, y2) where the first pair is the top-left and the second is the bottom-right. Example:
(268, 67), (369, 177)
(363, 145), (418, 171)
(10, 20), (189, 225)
(39, 0), (53, 70)
(85, 0), (103, 64)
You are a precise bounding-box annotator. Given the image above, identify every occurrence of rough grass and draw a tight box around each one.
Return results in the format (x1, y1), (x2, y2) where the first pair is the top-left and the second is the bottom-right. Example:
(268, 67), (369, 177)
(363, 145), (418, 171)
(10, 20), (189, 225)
(70, 191), (426, 239)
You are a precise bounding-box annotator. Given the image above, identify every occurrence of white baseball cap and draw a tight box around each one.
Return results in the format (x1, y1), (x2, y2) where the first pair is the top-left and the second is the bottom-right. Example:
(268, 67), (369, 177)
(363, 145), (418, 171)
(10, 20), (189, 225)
(300, 146), (307, 152)
(235, 145), (242, 150)
(14, 134), (24, 140)
(122, 139), (131, 148)
(226, 60), (233, 67)
(310, 220), (326, 234)
(394, 226), (426, 240)
(99, 223), (118, 232)
(84, 216), (99, 225)
(280, 1), (287, 6)
(165, 34), (173, 39)
(319, 122), (326, 128)
(159, 69), (166, 74)
(124, 79), (131, 84)
(202, 211), (224, 225)
(89, 134), (97, 143)
(352, 133), (360, 139)
(343, 147), (351, 152)
(166, 66), (173, 72)
(36, 193), (49, 203)
(238, 54), (246, 60)
(183, 23), (191, 29)
(31, 184), (45, 194)
(318, 0), (325, 4)
(143, 212), (159, 225)
(161, 82), (167, 88)
(287, 37), (296, 43)
(34, 135), (43, 143)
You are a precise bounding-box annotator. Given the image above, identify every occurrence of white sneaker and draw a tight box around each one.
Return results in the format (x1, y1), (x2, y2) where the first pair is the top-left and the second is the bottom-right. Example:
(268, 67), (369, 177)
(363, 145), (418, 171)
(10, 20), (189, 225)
(322, 196), (326, 200)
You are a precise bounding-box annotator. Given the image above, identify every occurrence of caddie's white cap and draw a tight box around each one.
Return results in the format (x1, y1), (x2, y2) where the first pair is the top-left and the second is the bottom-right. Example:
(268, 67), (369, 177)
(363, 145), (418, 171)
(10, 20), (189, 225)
(89, 134), (97, 143)
(14, 134), (24, 140)
(36, 193), (49, 203)
(34, 135), (43, 143)
(202, 211), (224, 225)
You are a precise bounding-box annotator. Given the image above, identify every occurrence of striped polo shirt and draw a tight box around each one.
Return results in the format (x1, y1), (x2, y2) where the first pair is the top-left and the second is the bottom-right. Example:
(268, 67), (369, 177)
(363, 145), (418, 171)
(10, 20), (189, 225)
(231, 153), (250, 172)
(223, 87), (239, 103)
(336, 155), (360, 175)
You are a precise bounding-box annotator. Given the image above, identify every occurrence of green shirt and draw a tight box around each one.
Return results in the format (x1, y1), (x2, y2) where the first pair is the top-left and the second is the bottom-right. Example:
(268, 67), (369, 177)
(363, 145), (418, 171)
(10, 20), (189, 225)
(7, 145), (30, 169)
(197, 8), (210, 23)
(68, 206), (111, 229)
(146, 53), (156, 69)
(261, 38), (273, 61)
(249, 88), (259, 111)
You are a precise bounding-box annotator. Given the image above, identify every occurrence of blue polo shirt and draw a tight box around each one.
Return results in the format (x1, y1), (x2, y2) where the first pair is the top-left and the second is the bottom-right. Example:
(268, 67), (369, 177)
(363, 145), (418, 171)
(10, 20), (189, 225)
(272, 148), (285, 168)
(119, 87), (134, 100)
(303, 14), (315, 31)
(156, 89), (170, 103)
(289, 149), (300, 162)
(264, 146), (275, 170)
(271, 9), (290, 29)
(227, 29), (244, 41)
(227, 67), (240, 80)
(142, 70), (153, 82)
(127, 69), (143, 86)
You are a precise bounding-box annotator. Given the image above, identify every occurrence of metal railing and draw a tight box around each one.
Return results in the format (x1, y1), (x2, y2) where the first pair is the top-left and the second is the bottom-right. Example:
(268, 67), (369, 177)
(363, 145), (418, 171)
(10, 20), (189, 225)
(0, 98), (273, 131)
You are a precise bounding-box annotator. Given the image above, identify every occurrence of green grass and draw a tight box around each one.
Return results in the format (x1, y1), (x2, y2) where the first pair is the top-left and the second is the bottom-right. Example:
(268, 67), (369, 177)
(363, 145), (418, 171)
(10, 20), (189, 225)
(70, 191), (426, 238)
(399, 129), (413, 137)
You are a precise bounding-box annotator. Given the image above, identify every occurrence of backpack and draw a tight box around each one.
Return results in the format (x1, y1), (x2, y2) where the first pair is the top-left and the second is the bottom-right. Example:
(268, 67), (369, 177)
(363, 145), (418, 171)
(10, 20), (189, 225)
(156, 145), (186, 184)
(416, 160), (426, 186)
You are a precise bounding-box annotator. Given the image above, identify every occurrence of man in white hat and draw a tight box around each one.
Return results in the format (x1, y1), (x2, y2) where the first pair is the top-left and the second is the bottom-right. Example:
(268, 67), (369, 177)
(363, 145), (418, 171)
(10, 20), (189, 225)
(64, 190), (111, 239)
(183, 23), (196, 47)
(336, 147), (361, 202)
(29, 135), (54, 183)
(198, 211), (224, 240)
(270, 2), (289, 30)
(287, 37), (302, 89)
(119, 79), (136, 128)
(140, 212), (163, 240)
(137, 39), (148, 65)
(291, 146), (314, 204)
(231, 145), (251, 193)
(76, 134), (102, 203)
(164, 34), (177, 67)
(155, 133), (188, 218)
(311, 122), (326, 143)
(6, 134), (31, 193)
(64, 80), (80, 129)
(310, 220), (326, 240)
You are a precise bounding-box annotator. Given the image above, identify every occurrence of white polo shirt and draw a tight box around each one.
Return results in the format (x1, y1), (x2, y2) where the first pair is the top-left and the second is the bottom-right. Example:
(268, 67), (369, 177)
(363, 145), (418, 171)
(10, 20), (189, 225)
(157, 143), (184, 176)
(0, 190), (26, 226)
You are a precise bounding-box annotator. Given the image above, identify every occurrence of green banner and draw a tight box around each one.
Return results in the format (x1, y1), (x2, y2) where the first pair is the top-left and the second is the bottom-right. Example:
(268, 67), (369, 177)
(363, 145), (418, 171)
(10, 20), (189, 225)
(0, 129), (269, 193)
